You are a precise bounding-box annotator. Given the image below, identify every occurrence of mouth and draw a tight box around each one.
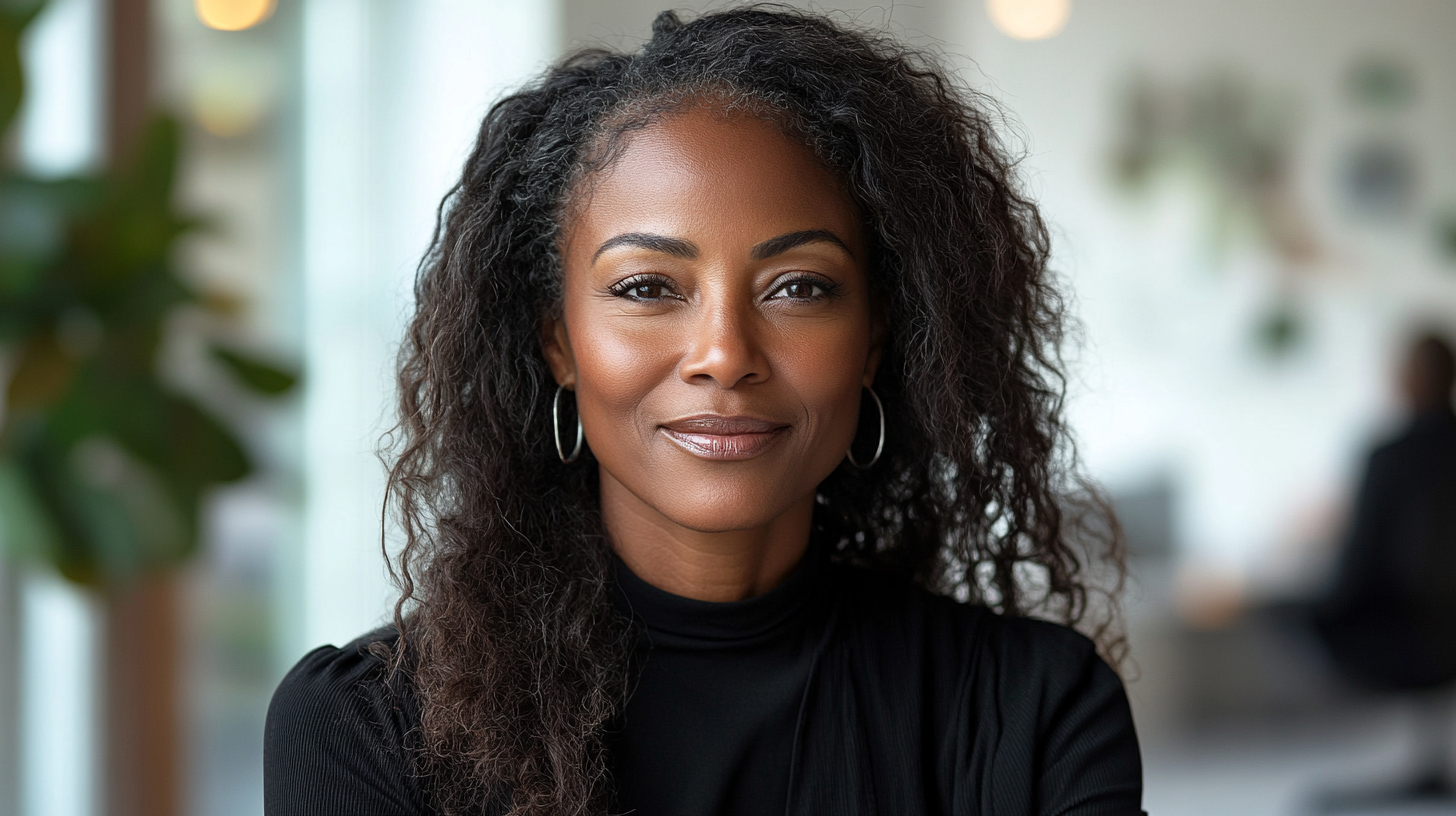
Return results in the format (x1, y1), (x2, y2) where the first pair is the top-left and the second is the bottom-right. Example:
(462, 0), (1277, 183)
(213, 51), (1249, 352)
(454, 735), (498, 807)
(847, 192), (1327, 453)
(659, 414), (790, 461)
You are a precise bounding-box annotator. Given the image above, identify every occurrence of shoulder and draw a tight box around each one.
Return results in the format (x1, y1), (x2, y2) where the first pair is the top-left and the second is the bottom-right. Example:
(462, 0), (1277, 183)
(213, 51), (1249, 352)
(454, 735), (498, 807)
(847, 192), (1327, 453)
(978, 612), (1108, 697)
(829, 562), (990, 635)
(268, 627), (411, 742)
(829, 564), (1114, 714)
(1375, 412), (1456, 460)
(1368, 432), (1412, 470)
(265, 628), (428, 815)
(972, 613), (1134, 754)
(1364, 415), (1456, 492)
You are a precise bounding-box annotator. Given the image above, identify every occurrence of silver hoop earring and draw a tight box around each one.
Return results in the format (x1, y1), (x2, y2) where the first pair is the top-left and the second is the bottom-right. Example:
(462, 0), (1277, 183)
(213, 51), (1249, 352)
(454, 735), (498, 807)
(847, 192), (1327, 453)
(553, 385), (584, 464)
(845, 386), (884, 469)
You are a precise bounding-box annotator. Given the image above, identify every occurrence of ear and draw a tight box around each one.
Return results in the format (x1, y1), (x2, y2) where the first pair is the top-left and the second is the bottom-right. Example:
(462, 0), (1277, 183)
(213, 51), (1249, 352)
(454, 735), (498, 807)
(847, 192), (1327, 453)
(862, 309), (886, 388)
(541, 313), (578, 389)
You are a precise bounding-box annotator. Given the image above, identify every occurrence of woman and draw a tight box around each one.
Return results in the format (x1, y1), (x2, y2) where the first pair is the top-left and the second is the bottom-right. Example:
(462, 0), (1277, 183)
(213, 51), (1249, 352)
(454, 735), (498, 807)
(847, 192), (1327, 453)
(265, 7), (1143, 816)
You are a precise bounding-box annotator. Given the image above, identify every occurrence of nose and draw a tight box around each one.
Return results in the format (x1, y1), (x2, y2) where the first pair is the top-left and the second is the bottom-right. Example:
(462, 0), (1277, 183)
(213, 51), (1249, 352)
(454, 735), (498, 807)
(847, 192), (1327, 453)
(678, 297), (770, 388)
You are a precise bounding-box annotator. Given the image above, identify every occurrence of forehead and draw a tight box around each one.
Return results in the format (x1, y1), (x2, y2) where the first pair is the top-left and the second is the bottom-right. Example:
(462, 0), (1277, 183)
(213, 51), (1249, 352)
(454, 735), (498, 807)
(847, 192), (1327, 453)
(562, 106), (862, 256)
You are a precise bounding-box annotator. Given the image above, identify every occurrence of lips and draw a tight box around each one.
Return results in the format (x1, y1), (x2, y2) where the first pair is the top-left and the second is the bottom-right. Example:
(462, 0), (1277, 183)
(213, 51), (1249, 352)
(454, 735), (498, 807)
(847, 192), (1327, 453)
(659, 414), (789, 460)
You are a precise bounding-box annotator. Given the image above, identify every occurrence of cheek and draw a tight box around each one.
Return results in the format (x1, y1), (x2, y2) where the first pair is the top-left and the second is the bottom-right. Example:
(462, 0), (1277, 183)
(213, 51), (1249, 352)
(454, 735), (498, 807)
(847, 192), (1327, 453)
(569, 313), (677, 441)
(773, 321), (872, 453)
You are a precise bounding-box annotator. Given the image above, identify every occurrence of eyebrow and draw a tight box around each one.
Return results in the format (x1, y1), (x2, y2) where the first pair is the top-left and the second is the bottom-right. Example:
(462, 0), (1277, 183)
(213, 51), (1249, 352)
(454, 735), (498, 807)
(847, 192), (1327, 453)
(590, 228), (855, 265)
(750, 229), (854, 260)
(592, 233), (699, 264)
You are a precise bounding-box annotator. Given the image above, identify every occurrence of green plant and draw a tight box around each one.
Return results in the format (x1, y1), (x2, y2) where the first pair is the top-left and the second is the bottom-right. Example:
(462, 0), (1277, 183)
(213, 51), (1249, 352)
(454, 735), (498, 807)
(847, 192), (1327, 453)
(1108, 68), (1319, 358)
(1109, 69), (1311, 262)
(0, 1), (296, 584)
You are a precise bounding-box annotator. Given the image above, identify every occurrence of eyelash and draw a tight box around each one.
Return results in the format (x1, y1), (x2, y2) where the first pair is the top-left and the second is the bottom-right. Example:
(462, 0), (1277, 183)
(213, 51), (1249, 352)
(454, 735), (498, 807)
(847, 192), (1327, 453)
(767, 274), (841, 302)
(608, 274), (681, 302)
(607, 274), (841, 303)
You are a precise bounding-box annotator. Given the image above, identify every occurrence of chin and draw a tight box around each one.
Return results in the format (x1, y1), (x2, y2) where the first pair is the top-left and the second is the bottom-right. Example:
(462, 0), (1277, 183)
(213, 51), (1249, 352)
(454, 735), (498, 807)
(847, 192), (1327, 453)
(652, 480), (799, 533)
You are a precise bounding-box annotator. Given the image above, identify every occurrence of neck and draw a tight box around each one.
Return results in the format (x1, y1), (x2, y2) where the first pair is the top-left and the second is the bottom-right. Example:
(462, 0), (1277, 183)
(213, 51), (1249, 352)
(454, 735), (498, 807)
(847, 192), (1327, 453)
(600, 470), (813, 602)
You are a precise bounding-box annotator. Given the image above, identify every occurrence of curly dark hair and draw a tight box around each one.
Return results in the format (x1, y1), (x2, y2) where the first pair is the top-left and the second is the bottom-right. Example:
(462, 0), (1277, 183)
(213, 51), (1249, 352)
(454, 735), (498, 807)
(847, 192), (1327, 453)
(384, 6), (1123, 815)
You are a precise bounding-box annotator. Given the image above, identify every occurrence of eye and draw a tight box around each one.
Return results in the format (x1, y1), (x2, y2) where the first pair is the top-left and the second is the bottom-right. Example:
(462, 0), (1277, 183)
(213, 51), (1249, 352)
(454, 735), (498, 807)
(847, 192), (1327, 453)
(610, 275), (678, 302)
(629, 282), (667, 299)
(768, 275), (838, 302)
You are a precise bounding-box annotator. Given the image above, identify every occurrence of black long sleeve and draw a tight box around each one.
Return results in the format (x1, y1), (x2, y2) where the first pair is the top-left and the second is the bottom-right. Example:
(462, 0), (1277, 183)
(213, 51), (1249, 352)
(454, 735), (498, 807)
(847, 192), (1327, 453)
(265, 558), (1143, 816)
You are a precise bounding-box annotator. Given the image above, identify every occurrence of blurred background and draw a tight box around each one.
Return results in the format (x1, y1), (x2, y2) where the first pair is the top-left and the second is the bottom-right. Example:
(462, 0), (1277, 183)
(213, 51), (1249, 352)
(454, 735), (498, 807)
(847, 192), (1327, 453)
(0, 1), (1453, 815)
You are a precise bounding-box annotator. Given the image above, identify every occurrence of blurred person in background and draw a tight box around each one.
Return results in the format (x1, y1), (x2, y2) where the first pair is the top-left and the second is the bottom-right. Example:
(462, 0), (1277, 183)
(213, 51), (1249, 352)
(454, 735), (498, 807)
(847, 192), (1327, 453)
(1313, 331), (1456, 806)
(264, 8), (1141, 816)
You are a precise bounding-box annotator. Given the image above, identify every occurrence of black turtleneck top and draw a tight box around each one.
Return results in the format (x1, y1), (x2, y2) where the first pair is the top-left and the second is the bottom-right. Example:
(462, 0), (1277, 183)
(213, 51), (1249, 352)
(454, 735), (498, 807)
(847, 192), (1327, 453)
(265, 549), (1144, 815)
(608, 549), (829, 815)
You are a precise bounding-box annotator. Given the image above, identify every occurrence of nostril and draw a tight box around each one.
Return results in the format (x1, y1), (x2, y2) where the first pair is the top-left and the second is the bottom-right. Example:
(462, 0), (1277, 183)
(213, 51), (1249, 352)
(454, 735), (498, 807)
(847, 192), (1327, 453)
(677, 309), (771, 387)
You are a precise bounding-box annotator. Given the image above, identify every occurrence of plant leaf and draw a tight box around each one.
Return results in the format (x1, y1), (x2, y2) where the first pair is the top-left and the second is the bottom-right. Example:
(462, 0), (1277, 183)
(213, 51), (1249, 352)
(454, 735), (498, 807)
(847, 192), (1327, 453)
(0, 1), (46, 137)
(10, 434), (106, 584)
(125, 115), (181, 209)
(152, 392), (252, 490)
(67, 437), (189, 574)
(5, 329), (76, 412)
(211, 345), (298, 395)
(0, 454), (60, 564)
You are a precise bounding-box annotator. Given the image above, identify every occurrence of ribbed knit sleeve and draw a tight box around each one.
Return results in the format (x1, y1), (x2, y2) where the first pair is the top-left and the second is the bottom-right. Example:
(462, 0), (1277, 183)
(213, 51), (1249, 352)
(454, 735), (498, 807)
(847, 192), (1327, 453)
(972, 616), (1144, 816)
(264, 630), (429, 816)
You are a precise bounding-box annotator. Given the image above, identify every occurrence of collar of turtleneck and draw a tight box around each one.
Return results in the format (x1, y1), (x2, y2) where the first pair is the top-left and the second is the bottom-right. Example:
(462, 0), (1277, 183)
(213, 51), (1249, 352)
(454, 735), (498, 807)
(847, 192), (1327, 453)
(611, 543), (829, 649)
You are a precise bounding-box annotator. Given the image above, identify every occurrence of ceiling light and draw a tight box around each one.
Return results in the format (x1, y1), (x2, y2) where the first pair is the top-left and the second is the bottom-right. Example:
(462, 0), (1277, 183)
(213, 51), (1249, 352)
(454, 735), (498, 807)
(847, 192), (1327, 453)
(195, 0), (277, 32)
(986, 0), (1071, 41)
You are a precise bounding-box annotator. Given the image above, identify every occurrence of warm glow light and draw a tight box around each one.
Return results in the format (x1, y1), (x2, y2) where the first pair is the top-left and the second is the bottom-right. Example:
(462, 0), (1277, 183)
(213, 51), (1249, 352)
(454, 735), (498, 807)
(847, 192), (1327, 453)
(191, 67), (271, 137)
(190, 55), (278, 138)
(986, 0), (1071, 41)
(195, 0), (276, 32)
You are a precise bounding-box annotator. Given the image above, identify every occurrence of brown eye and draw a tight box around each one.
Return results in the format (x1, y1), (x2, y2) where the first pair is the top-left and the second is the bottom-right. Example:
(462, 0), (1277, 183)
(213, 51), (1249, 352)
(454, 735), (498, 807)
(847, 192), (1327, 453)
(611, 275), (677, 302)
(769, 277), (833, 301)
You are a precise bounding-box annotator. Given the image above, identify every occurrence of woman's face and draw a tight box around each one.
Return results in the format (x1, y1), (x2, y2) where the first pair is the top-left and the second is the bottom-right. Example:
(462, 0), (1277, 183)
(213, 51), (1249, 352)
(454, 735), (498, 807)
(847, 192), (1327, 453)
(546, 106), (879, 536)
